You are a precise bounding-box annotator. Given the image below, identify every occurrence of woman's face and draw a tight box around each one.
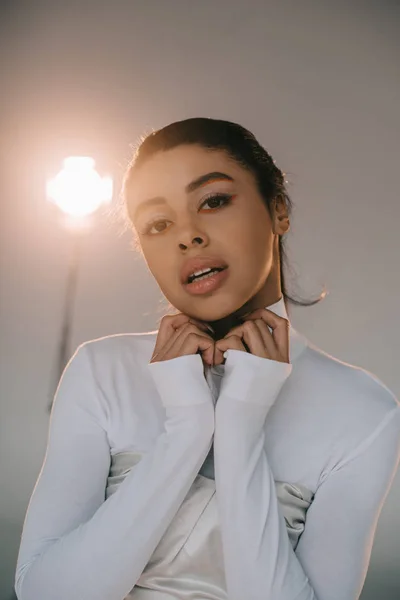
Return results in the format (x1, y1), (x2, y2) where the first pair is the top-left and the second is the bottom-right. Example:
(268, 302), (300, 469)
(128, 144), (285, 323)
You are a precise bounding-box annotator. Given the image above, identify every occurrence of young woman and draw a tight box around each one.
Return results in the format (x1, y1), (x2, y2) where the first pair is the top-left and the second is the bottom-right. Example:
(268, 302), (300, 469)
(16, 118), (400, 600)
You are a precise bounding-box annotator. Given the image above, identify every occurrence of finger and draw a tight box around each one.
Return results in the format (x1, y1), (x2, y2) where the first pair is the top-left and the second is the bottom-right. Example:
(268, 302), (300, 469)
(251, 318), (278, 358)
(218, 321), (276, 359)
(239, 321), (270, 358)
(154, 313), (211, 356)
(243, 308), (286, 333)
(153, 313), (190, 356)
(221, 321), (267, 357)
(176, 325), (215, 365)
(214, 334), (246, 365)
(165, 319), (211, 354)
(159, 322), (214, 364)
(244, 309), (289, 362)
(177, 331), (216, 365)
(153, 329), (214, 365)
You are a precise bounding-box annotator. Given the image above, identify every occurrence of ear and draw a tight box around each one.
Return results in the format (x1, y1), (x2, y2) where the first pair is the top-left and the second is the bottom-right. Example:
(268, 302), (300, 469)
(271, 195), (290, 235)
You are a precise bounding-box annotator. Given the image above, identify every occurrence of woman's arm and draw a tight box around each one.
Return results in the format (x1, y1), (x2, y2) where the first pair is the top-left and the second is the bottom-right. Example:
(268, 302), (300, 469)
(15, 343), (214, 600)
(294, 403), (400, 600)
(214, 349), (400, 600)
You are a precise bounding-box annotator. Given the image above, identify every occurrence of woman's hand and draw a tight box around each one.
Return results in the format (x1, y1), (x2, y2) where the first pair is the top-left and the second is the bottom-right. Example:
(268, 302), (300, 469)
(213, 309), (290, 366)
(150, 313), (215, 366)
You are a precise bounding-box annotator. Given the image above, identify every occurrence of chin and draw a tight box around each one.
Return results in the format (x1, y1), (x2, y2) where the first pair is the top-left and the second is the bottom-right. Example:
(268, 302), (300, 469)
(184, 297), (247, 324)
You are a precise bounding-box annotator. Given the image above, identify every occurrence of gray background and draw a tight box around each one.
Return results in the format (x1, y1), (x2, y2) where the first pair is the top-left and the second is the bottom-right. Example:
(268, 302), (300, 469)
(1, 1), (399, 598)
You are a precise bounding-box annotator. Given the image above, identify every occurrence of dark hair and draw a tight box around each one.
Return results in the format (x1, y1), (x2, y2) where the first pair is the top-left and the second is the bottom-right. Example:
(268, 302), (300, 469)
(122, 117), (326, 309)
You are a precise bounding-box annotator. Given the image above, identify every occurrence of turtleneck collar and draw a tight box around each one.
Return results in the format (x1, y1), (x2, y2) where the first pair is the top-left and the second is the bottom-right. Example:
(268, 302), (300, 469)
(210, 295), (307, 373)
(263, 295), (308, 364)
(264, 295), (288, 319)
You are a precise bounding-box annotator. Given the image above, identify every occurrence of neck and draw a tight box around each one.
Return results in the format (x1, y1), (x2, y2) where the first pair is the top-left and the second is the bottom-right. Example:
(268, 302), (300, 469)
(208, 287), (283, 341)
(207, 251), (283, 340)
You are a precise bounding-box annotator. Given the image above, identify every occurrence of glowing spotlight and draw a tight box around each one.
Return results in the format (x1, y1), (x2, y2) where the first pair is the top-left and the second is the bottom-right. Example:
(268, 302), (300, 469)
(46, 156), (113, 217)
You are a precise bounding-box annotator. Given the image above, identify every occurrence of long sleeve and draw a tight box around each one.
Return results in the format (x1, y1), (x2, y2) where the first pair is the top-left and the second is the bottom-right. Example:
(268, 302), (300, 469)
(15, 343), (215, 600)
(214, 349), (400, 600)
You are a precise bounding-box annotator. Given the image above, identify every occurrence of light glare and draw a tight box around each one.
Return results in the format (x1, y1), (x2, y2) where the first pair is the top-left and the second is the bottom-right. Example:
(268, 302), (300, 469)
(47, 156), (113, 217)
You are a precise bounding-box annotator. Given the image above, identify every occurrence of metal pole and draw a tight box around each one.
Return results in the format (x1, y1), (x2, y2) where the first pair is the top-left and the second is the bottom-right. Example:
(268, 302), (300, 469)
(47, 231), (82, 412)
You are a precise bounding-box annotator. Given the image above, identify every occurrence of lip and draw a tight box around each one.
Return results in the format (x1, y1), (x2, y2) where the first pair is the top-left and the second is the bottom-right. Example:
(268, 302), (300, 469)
(180, 255), (229, 285)
(183, 267), (229, 296)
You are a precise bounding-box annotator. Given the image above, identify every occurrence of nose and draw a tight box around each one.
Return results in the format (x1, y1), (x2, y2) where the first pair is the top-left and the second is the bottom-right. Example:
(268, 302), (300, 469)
(179, 236), (205, 250)
(177, 222), (209, 251)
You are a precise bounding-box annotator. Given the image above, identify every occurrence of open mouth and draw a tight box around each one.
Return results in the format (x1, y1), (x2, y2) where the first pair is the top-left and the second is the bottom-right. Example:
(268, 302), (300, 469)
(184, 266), (230, 296)
(187, 266), (227, 284)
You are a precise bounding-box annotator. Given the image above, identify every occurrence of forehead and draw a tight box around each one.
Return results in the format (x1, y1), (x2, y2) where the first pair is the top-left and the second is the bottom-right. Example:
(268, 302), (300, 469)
(128, 145), (251, 201)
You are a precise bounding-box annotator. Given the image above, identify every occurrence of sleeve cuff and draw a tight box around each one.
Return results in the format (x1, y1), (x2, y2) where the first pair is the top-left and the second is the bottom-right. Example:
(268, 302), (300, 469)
(148, 353), (214, 407)
(219, 349), (292, 406)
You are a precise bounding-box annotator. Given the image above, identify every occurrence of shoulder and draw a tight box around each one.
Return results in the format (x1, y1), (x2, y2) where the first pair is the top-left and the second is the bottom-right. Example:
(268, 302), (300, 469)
(70, 331), (158, 392)
(274, 334), (400, 482)
(60, 332), (159, 428)
(288, 335), (399, 454)
(81, 331), (157, 365)
(302, 339), (398, 411)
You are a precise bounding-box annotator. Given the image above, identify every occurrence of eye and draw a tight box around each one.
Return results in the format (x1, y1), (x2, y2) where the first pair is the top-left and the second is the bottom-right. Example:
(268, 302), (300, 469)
(142, 219), (170, 235)
(199, 192), (234, 211)
(140, 193), (234, 236)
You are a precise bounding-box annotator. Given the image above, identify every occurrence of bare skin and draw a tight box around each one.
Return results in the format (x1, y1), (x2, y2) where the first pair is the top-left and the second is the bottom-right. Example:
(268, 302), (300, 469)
(127, 144), (290, 365)
(149, 310), (290, 368)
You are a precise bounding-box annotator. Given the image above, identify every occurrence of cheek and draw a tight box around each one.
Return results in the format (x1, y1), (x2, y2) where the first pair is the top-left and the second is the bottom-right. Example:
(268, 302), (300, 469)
(140, 244), (168, 279)
(228, 208), (274, 281)
(142, 246), (181, 302)
(229, 205), (272, 252)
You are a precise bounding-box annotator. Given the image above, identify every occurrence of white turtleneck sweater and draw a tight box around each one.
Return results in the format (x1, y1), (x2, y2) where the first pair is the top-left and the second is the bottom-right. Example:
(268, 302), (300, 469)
(15, 297), (400, 600)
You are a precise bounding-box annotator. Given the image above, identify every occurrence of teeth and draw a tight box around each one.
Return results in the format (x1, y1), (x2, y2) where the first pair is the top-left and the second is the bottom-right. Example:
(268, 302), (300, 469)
(192, 271), (216, 282)
(190, 267), (213, 278)
(188, 266), (223, 283)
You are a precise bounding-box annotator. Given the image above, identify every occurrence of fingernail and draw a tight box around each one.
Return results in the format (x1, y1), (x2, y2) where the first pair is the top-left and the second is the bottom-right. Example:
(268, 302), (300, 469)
(240, 313), (251, 320)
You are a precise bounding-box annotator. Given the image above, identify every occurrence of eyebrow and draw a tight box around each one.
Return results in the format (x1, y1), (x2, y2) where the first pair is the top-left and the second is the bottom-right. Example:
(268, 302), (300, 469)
(186, 171), (234, 193)
(133, 171), (234, 219)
